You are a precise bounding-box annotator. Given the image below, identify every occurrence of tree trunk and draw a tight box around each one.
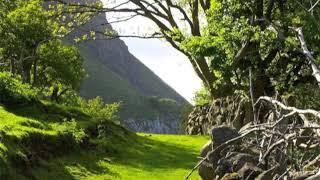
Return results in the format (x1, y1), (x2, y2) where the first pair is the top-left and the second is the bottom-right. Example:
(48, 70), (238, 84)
(195, 56), (216, 97)
(10, 59), (15, 74)
(22, 61), (32, 84)
(32, 58), (37, 86)
(51, 86), (59, 102)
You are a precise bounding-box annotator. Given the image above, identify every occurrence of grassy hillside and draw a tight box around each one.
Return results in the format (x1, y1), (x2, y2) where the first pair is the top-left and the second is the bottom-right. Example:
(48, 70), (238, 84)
(79, 45), (153, 119)
(0, 103), (208, 180)
(0, 72), (205, 179)
(0, 103), (95, 179)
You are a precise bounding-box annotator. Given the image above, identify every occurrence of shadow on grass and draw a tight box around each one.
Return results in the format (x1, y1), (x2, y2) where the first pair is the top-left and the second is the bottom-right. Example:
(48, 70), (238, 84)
(30, 134), (201, 179)
(4, 102), (89, 124)
(114, 135), (200, 170)
(32, 150), (120, 180)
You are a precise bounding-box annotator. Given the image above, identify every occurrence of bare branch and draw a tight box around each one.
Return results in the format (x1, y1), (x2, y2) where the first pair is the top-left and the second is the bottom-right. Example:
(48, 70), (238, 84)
(295, 27), (320, 87)
(309, 0), (320, 12)
(255, 96), (320, 119)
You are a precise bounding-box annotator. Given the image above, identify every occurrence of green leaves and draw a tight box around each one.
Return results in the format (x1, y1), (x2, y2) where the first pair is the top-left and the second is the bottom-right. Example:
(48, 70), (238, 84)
(7, 0), (52, 46)
(37, 40), (86, 90)
(0, 0), (88, 99)
(183, 0), (320, 99)
(0, 72), (38, 106)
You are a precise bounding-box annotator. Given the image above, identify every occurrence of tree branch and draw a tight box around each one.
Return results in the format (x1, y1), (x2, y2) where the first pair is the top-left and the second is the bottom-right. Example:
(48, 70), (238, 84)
(295, 27), (320, 87)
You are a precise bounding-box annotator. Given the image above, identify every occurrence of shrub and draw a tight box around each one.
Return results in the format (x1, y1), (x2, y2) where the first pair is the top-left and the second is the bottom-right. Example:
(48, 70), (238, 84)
(56, 119), (86, 145)
(192, 87), (211, 105)
(0, 72), (37, 106)
(80, 97), (120, 122)
(78, 97), (120, 137)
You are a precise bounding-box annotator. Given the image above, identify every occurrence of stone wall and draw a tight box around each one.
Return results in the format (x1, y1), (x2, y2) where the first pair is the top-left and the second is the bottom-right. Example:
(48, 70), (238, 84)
(186, 95), (253, 135)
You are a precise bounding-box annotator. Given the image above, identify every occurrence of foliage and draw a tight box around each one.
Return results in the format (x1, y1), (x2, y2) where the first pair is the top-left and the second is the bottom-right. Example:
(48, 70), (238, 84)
(192, 87), (212, 105)
(37, 40), (85, 98)
(0, 0), (88, 101)
(58, 92), (121, 137)
(80, 97), (120, 122)
(79, 97), (120, 137)
(55, 119), (86, 144)
(283, 83), (320, 110)
(6, 0), (52, 46)
(0, 72), (37, 105)
(178, 0), (320, 100)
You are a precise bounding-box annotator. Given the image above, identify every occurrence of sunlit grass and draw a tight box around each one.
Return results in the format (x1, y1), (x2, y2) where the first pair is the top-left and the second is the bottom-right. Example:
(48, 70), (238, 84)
(0, 104), (208, 180)
(32, 134), (209, 180)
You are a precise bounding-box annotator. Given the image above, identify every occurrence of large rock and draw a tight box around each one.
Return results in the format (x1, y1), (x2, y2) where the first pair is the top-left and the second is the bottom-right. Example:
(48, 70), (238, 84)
(211, 126), (239, 145)
(198, 161), (216, 180)
(200, 141), (213, 158)
(215, 153), (259, 177)
(237, 162), (263, 179)
(198, 126), (240, 180)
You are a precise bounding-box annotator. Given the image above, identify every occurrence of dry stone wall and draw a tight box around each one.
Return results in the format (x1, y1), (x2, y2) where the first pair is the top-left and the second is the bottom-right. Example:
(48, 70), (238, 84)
(186, 95), (253, 135)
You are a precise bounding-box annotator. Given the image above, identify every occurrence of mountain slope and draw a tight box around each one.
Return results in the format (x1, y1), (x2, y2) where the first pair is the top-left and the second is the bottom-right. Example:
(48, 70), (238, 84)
(77, 13), (187, 104)
(65, 9), (190, 133)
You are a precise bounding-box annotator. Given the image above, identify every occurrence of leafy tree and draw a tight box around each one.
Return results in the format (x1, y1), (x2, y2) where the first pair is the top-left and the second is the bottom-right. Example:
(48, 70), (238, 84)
(37, 40), (86, 101)
(0, 0), (89, 102)
(1, 0), (53, 83)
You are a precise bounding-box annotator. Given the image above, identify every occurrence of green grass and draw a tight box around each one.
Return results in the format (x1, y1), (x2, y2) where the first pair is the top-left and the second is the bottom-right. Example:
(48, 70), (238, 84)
(0, 102), (98, 179)
(31, 134), (209, 180)
(0, 102), (208, 180)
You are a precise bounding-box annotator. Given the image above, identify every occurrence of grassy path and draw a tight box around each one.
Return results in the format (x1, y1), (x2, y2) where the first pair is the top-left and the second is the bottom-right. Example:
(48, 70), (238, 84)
(32, 134), (209, 180)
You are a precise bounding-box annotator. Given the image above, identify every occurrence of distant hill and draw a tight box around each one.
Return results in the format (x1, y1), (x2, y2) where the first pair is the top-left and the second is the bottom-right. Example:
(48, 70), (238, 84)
(66, 10), (189, 133)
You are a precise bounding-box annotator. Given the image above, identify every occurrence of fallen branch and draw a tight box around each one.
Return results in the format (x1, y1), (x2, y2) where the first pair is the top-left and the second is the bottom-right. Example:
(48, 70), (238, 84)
(306, 169), (320, 180)
(255, 96), (320, 119)
(304, 154), (320, 170)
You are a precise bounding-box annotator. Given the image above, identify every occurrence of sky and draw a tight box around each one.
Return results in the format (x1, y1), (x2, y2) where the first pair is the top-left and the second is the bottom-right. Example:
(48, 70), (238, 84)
(102, 1), (202, 103)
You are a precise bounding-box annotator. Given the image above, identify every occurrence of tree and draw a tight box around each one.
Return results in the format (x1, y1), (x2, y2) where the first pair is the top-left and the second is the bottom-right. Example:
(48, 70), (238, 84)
(0, 0), (88, 101)
(37, 40), (85, 102)
(1, 0), (53, 83)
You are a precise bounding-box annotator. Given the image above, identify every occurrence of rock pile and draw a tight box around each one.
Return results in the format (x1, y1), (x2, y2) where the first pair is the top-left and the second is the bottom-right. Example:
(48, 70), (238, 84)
(196, 125), (320, 180)
(187, 97), (320, 180)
